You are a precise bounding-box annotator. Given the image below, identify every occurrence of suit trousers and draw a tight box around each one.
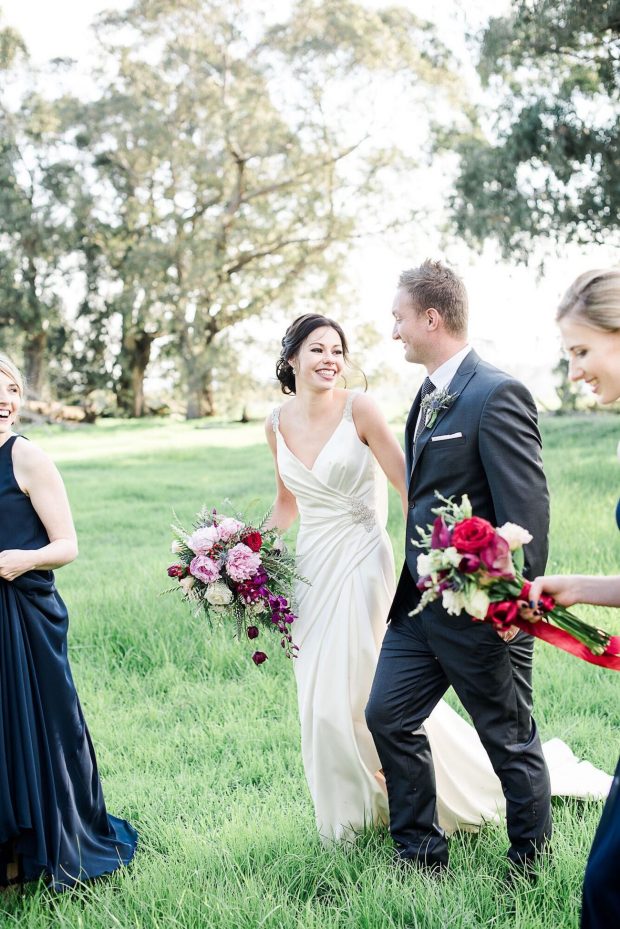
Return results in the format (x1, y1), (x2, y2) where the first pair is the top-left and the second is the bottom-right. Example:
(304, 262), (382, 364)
(365, 604), (552, 868)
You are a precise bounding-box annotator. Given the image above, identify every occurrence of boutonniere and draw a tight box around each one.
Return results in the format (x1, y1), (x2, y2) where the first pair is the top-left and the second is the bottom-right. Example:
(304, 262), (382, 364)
(420, 386), (457, 429)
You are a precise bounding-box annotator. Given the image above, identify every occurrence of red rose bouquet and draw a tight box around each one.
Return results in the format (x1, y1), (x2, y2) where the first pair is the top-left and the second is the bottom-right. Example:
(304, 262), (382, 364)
(412, 494), (620, 669)
(166, 505), (306, 664)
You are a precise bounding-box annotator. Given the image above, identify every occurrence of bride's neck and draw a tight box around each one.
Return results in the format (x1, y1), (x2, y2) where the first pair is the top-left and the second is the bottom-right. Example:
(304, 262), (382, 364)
(294, 388), (340, 421)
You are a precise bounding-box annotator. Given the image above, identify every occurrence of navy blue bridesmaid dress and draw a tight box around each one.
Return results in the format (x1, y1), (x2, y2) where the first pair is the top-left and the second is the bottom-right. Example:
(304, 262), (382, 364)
(581, 759), (620, 929)
(580, 498), (620, 929)
(0, 435), (137, 890)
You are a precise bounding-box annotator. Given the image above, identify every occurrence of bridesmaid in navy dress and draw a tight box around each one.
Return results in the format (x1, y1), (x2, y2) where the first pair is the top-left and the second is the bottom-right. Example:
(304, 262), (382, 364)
(0, 354), (137, 891)
(527, 269), (620, 929)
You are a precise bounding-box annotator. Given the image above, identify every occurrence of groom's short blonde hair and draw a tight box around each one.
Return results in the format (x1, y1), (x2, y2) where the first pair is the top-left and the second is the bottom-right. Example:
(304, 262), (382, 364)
(398, 259), (468, 336)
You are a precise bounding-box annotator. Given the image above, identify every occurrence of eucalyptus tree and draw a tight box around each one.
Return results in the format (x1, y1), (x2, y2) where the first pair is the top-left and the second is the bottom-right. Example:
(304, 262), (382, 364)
(0, 107), (88, 396)
(79, 0), (456, 417)
(0, 20), (81, 396)
(447, 0), (620, 259)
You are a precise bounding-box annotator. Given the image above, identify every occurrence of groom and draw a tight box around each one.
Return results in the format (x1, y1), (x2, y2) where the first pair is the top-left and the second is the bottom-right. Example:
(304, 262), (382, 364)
(366, 259), (552, 873)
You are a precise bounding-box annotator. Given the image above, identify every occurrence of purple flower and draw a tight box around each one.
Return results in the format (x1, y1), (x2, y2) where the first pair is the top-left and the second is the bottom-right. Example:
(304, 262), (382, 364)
(226, 543), (261, 582)
(247, 626), (259, 640)
(236, 568), (269, 604)
(252, 650), (268, 666)
(479, 534), (514, 578)
(459, 553), (481, 573)
(189, 554), (220, 583)
(431, 516), (452, 549)
(416, 575), (432, 591)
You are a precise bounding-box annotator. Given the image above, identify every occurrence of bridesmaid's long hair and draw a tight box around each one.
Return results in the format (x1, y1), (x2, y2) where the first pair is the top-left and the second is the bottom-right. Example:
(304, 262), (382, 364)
(0, 353), (24, 395)
(276, 314), (352, 395)
(557, 269), (620, 332)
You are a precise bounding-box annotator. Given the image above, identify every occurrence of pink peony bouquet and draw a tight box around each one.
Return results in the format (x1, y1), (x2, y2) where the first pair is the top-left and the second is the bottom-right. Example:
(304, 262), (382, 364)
(412, 493), (617, 662)
(167, 506), (306, 664)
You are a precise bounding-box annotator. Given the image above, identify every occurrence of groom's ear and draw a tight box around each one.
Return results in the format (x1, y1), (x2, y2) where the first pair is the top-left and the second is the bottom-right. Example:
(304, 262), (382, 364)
(426, 308), (441, 330)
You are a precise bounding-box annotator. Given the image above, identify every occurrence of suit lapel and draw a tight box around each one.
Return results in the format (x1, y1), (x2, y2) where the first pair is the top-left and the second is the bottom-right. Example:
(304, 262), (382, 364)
(411, 349), (480, 477)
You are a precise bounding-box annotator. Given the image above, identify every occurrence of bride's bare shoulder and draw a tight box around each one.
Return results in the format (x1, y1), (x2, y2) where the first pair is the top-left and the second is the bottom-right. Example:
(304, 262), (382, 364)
(348, 391), (382, 419)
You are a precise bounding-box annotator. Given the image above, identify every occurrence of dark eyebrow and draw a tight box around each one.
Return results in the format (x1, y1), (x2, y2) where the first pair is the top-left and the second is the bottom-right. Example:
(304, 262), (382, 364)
(309, 340), (341, 348)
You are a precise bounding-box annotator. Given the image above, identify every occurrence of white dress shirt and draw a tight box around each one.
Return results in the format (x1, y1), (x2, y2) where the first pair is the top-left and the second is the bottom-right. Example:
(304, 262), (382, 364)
(414, 344), (471, 436)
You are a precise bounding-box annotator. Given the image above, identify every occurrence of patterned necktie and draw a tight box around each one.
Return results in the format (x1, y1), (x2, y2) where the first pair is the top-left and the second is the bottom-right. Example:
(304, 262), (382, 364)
(414, 376), (435, 445)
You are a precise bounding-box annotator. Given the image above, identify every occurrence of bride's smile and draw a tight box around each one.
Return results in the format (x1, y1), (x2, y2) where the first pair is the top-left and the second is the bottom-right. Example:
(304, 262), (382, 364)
(292, 325), (345, 391)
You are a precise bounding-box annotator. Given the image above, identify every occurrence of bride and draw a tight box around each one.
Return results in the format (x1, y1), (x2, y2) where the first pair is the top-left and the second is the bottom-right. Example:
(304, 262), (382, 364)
(265, 312), (611, 843)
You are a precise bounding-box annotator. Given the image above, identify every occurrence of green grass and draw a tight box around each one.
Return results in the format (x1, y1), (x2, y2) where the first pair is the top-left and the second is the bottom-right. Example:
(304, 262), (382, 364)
(1, 413), (619, 928)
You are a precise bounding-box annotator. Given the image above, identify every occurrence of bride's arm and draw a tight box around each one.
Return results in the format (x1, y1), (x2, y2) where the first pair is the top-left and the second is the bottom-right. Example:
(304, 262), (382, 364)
(263, 416), (299, 531)
(351, 395), (408, 517)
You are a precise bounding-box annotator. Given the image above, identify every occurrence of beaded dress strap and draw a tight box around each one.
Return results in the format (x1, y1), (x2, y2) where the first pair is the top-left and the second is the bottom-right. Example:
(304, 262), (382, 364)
(343, 393), (355, 422)
(271, 406), (281, 434)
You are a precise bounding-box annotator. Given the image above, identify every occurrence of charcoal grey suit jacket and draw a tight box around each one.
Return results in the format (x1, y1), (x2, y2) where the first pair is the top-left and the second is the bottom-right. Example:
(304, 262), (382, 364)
(391, 348), (550, 620)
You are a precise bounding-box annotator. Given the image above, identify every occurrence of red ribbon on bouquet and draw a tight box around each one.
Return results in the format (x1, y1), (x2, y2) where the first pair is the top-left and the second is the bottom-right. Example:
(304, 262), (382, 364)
(511, 617), (620, 671)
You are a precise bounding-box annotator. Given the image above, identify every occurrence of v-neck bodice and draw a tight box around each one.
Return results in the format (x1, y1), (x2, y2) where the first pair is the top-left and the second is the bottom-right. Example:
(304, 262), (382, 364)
(274, 393), (358, 471)
(272, 393), (384, 532)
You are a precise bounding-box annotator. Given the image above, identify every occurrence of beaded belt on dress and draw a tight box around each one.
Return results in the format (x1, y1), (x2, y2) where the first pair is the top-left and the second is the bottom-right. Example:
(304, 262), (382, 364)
(348, 498), (375, 532)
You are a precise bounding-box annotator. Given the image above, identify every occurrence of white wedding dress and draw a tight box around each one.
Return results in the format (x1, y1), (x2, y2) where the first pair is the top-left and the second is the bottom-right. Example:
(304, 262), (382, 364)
(272, 394), (612, 842)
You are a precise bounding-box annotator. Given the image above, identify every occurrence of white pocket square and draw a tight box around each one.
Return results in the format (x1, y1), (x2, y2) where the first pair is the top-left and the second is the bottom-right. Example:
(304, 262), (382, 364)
(431, 432), (463, 442)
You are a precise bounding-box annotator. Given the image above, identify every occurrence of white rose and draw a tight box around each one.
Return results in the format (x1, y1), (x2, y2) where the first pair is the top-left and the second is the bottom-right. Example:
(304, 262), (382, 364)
(497, 522), (533, 551)
(462, 587), (491, 620)
(205, 581), (234, 606)
(179, 575), (200, 601)
(442, 589), (466, 616)
(187, 525), (220, 553)
(417, 553), (433, 577)
(442, 546), (463, 568)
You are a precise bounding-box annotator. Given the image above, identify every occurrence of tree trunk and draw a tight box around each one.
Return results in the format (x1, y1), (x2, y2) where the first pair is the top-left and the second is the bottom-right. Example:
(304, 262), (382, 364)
(185, 363), (215, 419)
(116, 330), (154, 417)
(23, 331), (47, 397)
(553, 358), (579, 414)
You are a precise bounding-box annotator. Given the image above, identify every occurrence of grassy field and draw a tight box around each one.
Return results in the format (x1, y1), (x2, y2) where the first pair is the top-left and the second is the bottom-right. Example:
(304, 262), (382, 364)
(1, 413), (619, 929)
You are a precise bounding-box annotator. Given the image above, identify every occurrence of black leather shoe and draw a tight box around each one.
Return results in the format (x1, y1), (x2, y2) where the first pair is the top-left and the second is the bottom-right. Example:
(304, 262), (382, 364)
(393, 852), (448, 878)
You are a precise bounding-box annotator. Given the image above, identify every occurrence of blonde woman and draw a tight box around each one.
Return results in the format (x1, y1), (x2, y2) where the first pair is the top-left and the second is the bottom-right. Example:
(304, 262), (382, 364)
(526, 270), (620, 929)
(0, 355), (137, 890)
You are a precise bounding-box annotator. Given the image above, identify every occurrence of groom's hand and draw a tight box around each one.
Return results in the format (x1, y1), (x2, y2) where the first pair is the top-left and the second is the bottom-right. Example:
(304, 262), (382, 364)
(495, 626), (519, 643)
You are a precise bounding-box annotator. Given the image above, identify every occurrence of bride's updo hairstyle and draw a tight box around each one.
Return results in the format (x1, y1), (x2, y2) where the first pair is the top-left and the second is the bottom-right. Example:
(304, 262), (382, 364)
(557, 269), (620, 332)
(276, 314), (351, 395)
(0, 353), (24, 395)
